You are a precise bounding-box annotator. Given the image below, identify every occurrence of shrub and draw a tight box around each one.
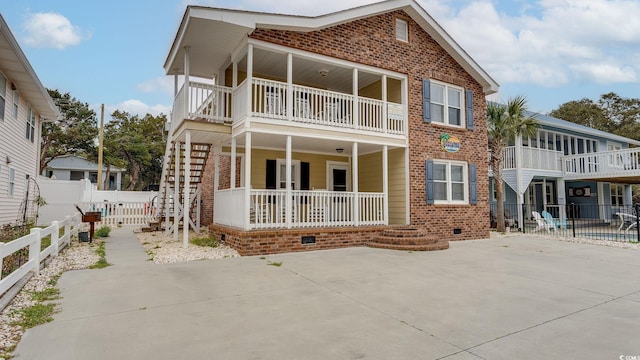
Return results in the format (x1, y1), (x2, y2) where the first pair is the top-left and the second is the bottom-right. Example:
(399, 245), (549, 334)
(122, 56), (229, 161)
(95, 226), (111, 238)
(190, 234), (217, 248)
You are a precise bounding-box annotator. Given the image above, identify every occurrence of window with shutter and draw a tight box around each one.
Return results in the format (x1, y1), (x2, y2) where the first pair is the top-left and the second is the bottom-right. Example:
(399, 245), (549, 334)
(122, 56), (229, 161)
(427, 159), (469, 204)
(426, 79), (465, 128)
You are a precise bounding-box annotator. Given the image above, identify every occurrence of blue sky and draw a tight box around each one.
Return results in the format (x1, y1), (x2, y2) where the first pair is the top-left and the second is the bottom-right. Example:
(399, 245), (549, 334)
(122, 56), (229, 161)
(1, 0), (639, 120)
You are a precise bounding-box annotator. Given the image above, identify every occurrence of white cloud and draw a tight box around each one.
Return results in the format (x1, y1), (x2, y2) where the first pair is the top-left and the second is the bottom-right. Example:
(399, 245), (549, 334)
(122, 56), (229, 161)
(435, 0), (640, 86)
(22, 12), (87, 49)
(136, 77), (175, 95)
(104, 100), (171, 118)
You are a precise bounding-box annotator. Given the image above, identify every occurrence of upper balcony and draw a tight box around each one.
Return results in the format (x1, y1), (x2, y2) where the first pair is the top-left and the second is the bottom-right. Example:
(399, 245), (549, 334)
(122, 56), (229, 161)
(562, 148), (640, 182)
(171, 76), (405, 138)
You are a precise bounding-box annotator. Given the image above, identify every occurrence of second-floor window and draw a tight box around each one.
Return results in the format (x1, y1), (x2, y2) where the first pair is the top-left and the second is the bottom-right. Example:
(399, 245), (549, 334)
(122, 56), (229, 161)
(430, 81), (463, 127)
(26, 104), (36, 142)
(0, 74), (6, 121)
(13, 89), (19, 119)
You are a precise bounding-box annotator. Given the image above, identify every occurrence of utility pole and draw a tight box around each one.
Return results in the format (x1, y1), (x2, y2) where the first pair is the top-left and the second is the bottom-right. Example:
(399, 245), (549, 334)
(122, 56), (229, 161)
(97, 104), (104, 190)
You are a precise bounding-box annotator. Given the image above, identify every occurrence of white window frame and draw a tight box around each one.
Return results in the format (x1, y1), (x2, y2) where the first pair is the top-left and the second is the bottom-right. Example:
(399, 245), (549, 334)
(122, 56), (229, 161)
(13, 88), (19, 119)
(26, 104), (36, 142)
(276, 159), (300, 190)
(395, 18), (408, 42)
(8, 167), (15, 196)
(430, 80), (464, 128)
(433, 160), (468, 204)
(610, 183), (624, 207)
(0, 73), (6, 121)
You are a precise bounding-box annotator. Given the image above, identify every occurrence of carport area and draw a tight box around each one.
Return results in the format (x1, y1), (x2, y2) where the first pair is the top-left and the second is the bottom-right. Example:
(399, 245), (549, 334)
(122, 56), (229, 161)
(15, 229), (640, 359)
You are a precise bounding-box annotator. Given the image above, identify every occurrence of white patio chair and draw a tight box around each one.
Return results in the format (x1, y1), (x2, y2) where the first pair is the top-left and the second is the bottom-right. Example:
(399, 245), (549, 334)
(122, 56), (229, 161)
(532, 211), (554, 233)
(616, 212), (638, 234)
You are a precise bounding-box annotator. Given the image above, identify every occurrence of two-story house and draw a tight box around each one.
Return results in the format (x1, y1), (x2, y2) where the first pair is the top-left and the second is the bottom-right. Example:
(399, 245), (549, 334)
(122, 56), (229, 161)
(158, 0), (499, 254)
(489, 111), (640, 228)
(0, 14), (60, 226)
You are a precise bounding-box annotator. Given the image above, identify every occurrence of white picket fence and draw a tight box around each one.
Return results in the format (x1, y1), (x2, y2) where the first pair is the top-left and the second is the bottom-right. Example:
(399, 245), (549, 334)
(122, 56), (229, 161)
(79, 201), (156, 226)
(0, 213), (81, 297)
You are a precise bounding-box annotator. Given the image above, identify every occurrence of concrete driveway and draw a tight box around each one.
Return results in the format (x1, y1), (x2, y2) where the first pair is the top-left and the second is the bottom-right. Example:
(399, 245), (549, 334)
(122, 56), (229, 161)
(15, 228), (640, 360)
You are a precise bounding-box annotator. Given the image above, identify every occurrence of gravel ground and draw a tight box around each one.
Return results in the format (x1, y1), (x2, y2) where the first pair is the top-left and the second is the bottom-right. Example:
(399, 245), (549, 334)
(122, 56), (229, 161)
(135, 229), (240, 264)
(0, 239), (100, 358)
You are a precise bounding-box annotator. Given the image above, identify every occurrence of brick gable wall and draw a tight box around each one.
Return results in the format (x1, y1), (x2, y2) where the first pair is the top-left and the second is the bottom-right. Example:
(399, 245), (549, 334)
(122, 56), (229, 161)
(250, 10), (489, 240)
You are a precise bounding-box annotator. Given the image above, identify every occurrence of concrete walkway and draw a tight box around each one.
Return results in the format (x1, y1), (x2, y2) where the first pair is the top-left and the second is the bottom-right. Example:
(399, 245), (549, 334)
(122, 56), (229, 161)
(14, 229), (640, 359)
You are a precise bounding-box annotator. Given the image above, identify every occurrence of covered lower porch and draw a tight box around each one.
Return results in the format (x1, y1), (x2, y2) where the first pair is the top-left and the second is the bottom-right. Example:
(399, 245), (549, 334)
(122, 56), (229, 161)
(210, 131), (408, 231)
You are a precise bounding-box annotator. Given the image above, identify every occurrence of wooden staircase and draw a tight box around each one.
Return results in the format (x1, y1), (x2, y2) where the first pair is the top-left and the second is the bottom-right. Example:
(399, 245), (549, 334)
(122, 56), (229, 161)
(144, 140), (212, 233)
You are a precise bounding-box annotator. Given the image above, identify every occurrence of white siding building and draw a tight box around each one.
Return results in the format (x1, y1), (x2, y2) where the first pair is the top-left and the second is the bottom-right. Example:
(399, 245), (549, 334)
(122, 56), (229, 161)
(0, 14), (60, 226)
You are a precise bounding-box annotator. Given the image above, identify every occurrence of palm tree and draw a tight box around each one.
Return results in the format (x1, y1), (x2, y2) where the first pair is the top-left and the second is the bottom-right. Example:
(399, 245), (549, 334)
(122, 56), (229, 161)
(488, 96), (539, 233)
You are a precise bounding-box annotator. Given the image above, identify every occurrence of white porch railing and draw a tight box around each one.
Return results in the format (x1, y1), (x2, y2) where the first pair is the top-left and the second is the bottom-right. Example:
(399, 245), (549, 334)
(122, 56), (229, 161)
(214, 189), (384, 229)
(214, 188), (247, 229)
(501, 146), (562, 171)
(171, 81), (233, 126)
(563, 148), (640, 179)
(1, 214), (81, 297)
(246, 78), (405, 134)
(80, 202), (156, 226)
(232, 80), (249, 122)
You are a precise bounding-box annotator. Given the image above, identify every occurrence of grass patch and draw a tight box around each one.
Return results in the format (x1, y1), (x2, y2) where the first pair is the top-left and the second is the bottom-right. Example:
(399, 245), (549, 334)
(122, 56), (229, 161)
(190, 234), (218, 248)
(94, 226), (111, 238)
(267, 261), (282, 267)
(89, 241), (110, 269)
(31, 288), (60, 302)
(47, 274), (61, 286)
(12, 303), (57, 329)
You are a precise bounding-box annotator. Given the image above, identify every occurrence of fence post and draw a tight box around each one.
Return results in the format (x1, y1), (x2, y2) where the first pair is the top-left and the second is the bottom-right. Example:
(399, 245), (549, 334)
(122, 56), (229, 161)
(571, 203), (576, 238)
(635, 203), (640, 243)
(64, 216), (71, 246)
(29, 228), (42, 275)
(51, 221), (60, 257)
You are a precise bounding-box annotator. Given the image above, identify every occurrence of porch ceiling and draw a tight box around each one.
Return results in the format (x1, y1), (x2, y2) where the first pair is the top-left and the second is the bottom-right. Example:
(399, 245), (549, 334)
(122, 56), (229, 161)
(235, 132), (390, 155)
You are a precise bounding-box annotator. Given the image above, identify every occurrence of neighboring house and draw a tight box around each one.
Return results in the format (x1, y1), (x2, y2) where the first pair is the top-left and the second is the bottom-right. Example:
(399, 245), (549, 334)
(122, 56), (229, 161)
(159, 0), (499, 254)
(489, 111), (640, 227)
(43, 155), (124, 191)
(0, 14), (60, 226)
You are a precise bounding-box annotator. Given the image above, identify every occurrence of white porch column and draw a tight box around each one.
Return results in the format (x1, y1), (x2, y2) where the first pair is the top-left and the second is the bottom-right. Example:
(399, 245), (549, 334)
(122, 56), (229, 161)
(515, 134), (524, 230)
(286, 53), (293, 120)
(352, 69), (359, 129)
(246, 44), (253, 124)
(184, 46), (190, 118)
(214, 146), (221, 192)
(286, 135), (292, 228)
(352, 142), (359, 226)
(243, 132), (252, 230)
(382, 145), (389, 225)
(174, 73), (179, 97)
(542, 178), (547, 212)
(173, 141), (180, 242)
(231, 137), (237, 190)
(382, 75), (388, 133)
(557, 177), (567, 221)
(232, 62), (238, 88)
(183, 130), (191, 249)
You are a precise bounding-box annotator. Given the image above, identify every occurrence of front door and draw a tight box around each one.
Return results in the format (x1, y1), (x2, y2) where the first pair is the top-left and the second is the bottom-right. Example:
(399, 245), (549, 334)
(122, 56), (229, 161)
(327, 162), (350, 192)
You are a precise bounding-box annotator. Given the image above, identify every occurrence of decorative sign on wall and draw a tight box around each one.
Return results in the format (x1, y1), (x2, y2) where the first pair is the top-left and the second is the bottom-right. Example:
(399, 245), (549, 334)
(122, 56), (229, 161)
(439, 133), (461, 153)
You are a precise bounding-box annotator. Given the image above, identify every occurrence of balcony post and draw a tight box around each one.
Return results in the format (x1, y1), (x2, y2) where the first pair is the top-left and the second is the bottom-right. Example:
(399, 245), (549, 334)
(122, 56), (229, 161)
(244, 132), (252, 231)
(184, 46), (190, 118)
(174, 73), (179, 97)
(231, 137), (236, 190)
(383, 145), (389, 225)
(287, 53), (293, 120)
(286, 135), (292, 229)
(382, 75), (388, 133)
(246, 44), (254, 124)
(232, 61), (238, 87)
(353, 142), (359, 226)
(557, 177), (567, 221)
(183, 130), (191, 249)
(352, 68), (359, 129)
(173, 141), (180, 242)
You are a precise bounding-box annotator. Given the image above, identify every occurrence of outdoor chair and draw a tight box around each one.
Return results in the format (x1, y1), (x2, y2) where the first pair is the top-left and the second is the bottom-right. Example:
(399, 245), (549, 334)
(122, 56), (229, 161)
(541, 210), (566, 230)
(615, 212), (638, 234)
(532, 211), (555, 233)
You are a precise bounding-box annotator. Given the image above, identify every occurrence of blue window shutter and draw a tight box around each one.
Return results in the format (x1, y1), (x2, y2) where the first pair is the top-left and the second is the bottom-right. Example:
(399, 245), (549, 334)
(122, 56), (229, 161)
(469, 163), (477, 205)
(426, 160), (434, 204)
(422, 79), (431, 123)
(465, 89), (474, 130)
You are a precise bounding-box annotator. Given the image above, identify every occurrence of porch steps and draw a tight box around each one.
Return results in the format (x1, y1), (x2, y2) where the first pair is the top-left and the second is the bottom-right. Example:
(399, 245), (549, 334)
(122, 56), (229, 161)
(368, 228), (449, 251)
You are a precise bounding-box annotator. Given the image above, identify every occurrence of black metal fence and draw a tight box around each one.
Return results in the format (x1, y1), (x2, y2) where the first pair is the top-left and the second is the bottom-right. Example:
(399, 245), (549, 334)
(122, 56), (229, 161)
(490, 203), (640, 243)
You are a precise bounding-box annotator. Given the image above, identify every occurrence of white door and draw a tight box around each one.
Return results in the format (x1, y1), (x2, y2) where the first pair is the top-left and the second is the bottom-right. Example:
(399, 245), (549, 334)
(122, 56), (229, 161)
(327, 162), (350, 192)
